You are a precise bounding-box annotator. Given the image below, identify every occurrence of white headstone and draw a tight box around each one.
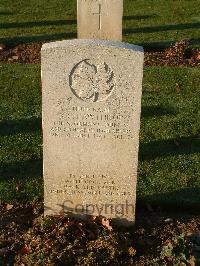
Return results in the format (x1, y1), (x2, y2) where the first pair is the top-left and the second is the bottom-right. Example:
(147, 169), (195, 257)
(42, 39), (143, 226)
(77, 0), (123, 41)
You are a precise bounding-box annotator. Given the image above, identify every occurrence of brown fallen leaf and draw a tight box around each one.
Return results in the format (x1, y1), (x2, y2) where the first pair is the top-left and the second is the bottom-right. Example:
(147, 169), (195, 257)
(101, 218), (112, 231)
(87, 215), (97, 222)
(189, 255), (196, 266)
(6, 204), (13, 210)
(195, 51), (200, 60)
(20, 244), (31, 254)
(12, 55), (19, 60)
(0, 43), (6, 51)
(58, 210), (65, 217)
(128, 246), (137, 257)
(15, 184), (20, 192)
(64, 221), (75, 227)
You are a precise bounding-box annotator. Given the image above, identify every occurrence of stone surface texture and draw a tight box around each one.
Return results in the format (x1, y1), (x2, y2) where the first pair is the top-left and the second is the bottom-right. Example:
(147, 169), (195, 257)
(77, 0), (123, 41)
(42, 39), (144, 225)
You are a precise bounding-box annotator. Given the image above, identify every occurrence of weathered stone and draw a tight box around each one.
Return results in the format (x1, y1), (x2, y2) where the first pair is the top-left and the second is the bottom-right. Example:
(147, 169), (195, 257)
(77, 0), (123, 41)
(42, 39), (144, 226)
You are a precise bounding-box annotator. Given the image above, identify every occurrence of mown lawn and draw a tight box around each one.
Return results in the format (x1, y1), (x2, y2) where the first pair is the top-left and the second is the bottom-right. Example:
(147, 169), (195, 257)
(0, 0), (199, 48)
(0, 63), (199, 209)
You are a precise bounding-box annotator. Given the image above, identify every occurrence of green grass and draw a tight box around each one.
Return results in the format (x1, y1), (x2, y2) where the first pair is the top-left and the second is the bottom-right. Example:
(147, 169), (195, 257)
(0, 0), (199, 49)
(139, 67), (200, 209)
(0, 64), (42, 202)
(0, 64), (199, 209)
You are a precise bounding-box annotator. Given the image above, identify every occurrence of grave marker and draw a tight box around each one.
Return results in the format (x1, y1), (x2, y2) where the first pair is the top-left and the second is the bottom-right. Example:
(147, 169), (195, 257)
(42, 39), (144, 226)
(77, 0), (123, 41)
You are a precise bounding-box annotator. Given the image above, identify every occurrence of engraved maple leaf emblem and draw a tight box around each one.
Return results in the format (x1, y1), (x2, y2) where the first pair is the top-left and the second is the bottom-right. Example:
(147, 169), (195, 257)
(69, 59), (115, 102)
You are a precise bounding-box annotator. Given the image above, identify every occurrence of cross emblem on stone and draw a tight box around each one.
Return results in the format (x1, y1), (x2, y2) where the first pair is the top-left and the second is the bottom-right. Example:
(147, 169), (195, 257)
(92, 4), (105, 30)
(77, 0), (123, 41)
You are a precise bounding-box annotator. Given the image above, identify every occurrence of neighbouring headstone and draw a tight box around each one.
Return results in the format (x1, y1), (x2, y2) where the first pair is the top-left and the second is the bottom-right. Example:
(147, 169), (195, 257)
(42, 39), (144, 226)
(77, 0), (123, 41)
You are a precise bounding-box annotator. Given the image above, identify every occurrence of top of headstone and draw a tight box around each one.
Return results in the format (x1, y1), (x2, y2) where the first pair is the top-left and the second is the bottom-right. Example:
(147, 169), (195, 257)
(42, 39), (144, 53)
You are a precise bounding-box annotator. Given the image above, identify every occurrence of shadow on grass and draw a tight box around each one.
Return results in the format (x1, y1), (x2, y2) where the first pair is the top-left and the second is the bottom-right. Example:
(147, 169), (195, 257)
(0, 12), (13, 16)
(0, 34), (172, 50)
(0, 159), (42, 180)
(0, 16), (157, 29)
(0, 117), (41, 136)
(139, 135), (200, 161)
(1, 33), (199, 50)
(124, 22), (200, 34)
(138, 40), (175, 51)
(0, 19), (76, 29)
(141, 105), (177, 117)
(0, 32), (76, 46)
(136, 38), (200, 51)
(137, 187), (200, 213)
(123, 15), (156, 20)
